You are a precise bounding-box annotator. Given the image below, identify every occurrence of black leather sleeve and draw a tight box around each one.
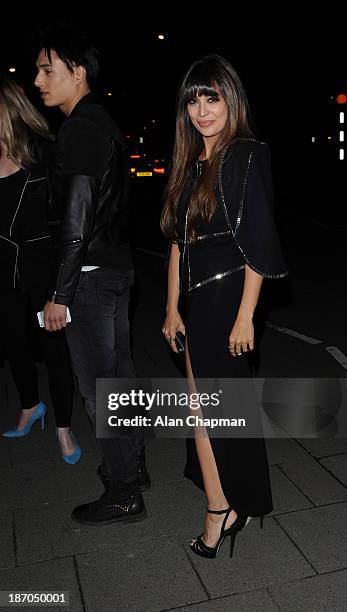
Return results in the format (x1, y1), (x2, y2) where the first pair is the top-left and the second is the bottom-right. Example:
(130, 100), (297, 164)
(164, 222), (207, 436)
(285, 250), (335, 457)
(48, 173), (99, 305)
(232, 144), (289, 278)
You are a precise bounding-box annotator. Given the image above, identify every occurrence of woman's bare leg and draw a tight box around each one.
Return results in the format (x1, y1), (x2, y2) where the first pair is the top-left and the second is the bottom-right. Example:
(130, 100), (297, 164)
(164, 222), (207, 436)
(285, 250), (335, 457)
(56, 427), (78, 456)
(185, 338), (238, 546)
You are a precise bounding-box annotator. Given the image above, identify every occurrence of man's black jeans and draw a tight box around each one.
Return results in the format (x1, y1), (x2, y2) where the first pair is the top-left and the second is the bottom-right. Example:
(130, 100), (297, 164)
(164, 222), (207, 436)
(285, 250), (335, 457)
(66, 267), (144, 486)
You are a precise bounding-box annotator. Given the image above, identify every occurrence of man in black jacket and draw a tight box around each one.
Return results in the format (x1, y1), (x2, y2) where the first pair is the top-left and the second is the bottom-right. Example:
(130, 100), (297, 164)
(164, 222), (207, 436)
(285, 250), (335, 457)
(34, 26), (149, 525)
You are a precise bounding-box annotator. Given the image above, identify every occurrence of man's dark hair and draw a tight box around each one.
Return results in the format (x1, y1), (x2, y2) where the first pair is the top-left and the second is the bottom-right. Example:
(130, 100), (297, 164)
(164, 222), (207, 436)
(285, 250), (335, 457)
(37, 21), (100, 88)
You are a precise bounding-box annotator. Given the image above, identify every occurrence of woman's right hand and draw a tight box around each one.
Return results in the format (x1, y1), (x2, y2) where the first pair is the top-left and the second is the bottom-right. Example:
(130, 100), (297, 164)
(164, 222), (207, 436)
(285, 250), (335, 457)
(162, 310), (185, 353)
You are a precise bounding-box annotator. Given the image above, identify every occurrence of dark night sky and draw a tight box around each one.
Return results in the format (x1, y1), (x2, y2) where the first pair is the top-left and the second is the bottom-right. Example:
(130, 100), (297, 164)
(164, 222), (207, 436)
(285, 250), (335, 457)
(1, 13), (345, 228)
(1, 16), (346, 154)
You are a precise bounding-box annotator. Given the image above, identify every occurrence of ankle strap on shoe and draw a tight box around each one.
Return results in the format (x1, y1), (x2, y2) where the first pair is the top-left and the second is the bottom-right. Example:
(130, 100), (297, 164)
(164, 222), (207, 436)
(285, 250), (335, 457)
(206, 506), (231, 515)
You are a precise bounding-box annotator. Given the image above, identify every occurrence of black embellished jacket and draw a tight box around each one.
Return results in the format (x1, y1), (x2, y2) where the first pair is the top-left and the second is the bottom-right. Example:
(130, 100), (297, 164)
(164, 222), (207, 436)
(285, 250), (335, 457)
(175, 139), (288, 294)
(0, 165), (53, 291)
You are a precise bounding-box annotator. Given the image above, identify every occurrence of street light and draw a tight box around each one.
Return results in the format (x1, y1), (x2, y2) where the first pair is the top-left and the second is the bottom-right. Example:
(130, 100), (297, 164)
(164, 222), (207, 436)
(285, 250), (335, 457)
(336, 94), (346, 161)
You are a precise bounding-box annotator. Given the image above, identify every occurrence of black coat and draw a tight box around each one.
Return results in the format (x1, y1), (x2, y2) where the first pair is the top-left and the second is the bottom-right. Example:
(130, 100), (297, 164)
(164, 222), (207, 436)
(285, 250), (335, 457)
(47, 92), (132, 306)
(0, 164), (53, 291)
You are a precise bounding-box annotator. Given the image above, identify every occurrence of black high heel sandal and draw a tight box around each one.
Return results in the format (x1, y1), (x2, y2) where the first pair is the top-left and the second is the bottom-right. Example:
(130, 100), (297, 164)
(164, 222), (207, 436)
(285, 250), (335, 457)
(190, 507), (264, 560)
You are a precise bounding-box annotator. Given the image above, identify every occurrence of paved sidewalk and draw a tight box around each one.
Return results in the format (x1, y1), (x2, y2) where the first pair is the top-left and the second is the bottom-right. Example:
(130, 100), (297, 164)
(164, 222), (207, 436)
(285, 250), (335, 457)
(1, 250), (347, 611)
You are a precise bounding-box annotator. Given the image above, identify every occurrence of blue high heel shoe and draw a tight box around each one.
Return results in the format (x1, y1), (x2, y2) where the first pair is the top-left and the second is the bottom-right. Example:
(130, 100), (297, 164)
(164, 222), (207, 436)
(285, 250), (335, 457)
(58, 429), (81, 465)
(2, 402), (47, 438)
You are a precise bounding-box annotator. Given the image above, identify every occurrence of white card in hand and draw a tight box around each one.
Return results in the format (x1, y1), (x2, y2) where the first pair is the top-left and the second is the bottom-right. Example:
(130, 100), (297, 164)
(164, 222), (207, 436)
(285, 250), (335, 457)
(37, 307), (71, 328)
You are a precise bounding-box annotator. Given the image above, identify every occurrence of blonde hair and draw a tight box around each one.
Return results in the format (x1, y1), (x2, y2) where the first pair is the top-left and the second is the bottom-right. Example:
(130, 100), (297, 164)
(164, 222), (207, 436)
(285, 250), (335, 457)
(0, 76), (54, 167)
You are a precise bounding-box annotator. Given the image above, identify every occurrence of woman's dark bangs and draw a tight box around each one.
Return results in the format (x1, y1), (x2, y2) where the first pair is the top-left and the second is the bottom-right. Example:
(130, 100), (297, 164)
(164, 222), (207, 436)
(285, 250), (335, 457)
(184, 83), (220, 104)
(183, 62), (220, 104)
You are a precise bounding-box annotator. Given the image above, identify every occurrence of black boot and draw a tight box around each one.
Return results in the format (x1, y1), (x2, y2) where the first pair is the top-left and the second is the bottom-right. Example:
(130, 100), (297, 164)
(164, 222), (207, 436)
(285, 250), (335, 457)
(71, 480), (147, 525)
(137, 451), (151, 491)
(97, 453), (151, 492)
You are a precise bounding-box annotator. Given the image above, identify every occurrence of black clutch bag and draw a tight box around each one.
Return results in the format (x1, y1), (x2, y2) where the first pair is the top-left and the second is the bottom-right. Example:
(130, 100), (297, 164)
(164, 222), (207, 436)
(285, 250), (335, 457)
(174, 331), (185, 353)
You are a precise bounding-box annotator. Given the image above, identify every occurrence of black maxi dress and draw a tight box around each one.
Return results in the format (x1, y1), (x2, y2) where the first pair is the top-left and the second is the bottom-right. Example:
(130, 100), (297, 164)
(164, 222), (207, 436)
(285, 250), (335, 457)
(175, 153), (286, 518)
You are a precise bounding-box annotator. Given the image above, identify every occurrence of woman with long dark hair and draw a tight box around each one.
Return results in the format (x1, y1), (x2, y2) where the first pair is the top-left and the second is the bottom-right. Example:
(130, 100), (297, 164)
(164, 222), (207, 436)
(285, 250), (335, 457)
(0, 76), (80, 463)
(161, 55), (288, 559)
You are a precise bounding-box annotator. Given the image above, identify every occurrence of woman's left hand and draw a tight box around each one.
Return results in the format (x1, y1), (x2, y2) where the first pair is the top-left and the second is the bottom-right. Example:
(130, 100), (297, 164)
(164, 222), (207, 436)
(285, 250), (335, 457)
(228, 315), (254, 357)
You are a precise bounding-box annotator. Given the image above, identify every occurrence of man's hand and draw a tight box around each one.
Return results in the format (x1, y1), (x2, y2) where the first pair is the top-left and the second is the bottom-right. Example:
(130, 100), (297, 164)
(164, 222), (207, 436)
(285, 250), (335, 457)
(44, 302), (68, 332)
